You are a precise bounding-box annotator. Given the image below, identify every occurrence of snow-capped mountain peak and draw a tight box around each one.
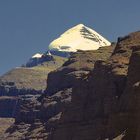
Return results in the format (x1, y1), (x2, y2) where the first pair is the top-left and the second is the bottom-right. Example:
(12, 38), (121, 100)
(49, 24), (111, 52)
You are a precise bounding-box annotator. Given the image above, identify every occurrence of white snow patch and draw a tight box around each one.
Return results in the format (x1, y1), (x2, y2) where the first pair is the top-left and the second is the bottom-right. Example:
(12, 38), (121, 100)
(49, 24), (111, 52)
(32, 53), (43, 58)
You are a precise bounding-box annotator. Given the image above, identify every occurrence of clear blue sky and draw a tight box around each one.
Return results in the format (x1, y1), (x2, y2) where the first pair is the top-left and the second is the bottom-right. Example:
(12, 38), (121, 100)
(0, 0), (140, 75)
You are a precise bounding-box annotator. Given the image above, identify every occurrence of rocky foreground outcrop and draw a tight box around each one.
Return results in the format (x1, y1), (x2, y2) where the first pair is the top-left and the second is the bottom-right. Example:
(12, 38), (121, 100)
(120, 45), (140, 139)
(46, 46), (114, 94)
(2, 31), (140, 140)
(3, 44), (114, 139)
(48, 31), (140, 140)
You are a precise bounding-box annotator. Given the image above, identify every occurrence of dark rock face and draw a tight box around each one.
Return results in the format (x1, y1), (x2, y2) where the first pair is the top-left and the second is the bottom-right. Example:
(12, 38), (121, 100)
(3, 45), (114, 139)
(0, 84), (43, 96)
(14, 95), (41, 124)
(2, 31), (140, 140)
(0, 96), (18, 117)
(46, 31), (140, 140)
(120, 45), (140, 140)
(46, 46), (114, 95)
(3, 89), (72, 140)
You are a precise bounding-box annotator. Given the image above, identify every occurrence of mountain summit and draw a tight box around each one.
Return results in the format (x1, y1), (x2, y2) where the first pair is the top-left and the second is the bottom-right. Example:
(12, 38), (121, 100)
(49, 24), (111, 52)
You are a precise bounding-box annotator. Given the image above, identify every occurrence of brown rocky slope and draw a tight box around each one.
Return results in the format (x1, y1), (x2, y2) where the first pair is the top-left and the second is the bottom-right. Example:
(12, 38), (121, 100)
(2, 31), (140, 140)
(3, 45), (114, 139)
(48, 31), (140, 140)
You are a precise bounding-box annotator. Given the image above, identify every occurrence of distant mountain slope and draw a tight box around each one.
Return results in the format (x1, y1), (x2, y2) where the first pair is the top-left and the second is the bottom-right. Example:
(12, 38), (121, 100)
(0, 23), (111, 96)
(49, 24), (111, 52)
(25, 51), (53, 67)
(0, 55), (67, 96)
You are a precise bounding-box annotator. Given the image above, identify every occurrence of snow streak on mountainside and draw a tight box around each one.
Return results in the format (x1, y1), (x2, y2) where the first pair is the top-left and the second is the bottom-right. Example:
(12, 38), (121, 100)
(32, 53), (43, 58)
(49, 24), (111, 52)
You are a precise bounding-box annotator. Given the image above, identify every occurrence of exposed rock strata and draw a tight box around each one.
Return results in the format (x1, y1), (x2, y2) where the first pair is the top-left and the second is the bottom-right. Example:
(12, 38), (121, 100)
(46, 46), (114, 95)
(47, 31), (140, 140)
(0, 55), (66, 118)
(3, 45), (114, 139)
(2, 31), (140, 140)
(0, 55), (67, 96)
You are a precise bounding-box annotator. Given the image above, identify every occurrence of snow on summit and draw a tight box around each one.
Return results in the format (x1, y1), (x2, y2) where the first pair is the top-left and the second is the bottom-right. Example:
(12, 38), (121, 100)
(32, 53), (43, 58)
(49, 24), (111, 52)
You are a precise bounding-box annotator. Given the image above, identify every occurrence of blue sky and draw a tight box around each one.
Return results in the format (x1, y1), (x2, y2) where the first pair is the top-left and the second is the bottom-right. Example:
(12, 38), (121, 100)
(0, 0), (140, 75)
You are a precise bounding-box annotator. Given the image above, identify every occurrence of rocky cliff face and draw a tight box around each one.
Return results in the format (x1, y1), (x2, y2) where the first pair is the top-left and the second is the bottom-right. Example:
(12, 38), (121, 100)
(46, 46), (114, 95)
(2, 31), (140, 140)
(48, 31), (140, 140)
(3, 44), (114, 139)
(0, 96), (18, 117)
(120, 45), (140, 140)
